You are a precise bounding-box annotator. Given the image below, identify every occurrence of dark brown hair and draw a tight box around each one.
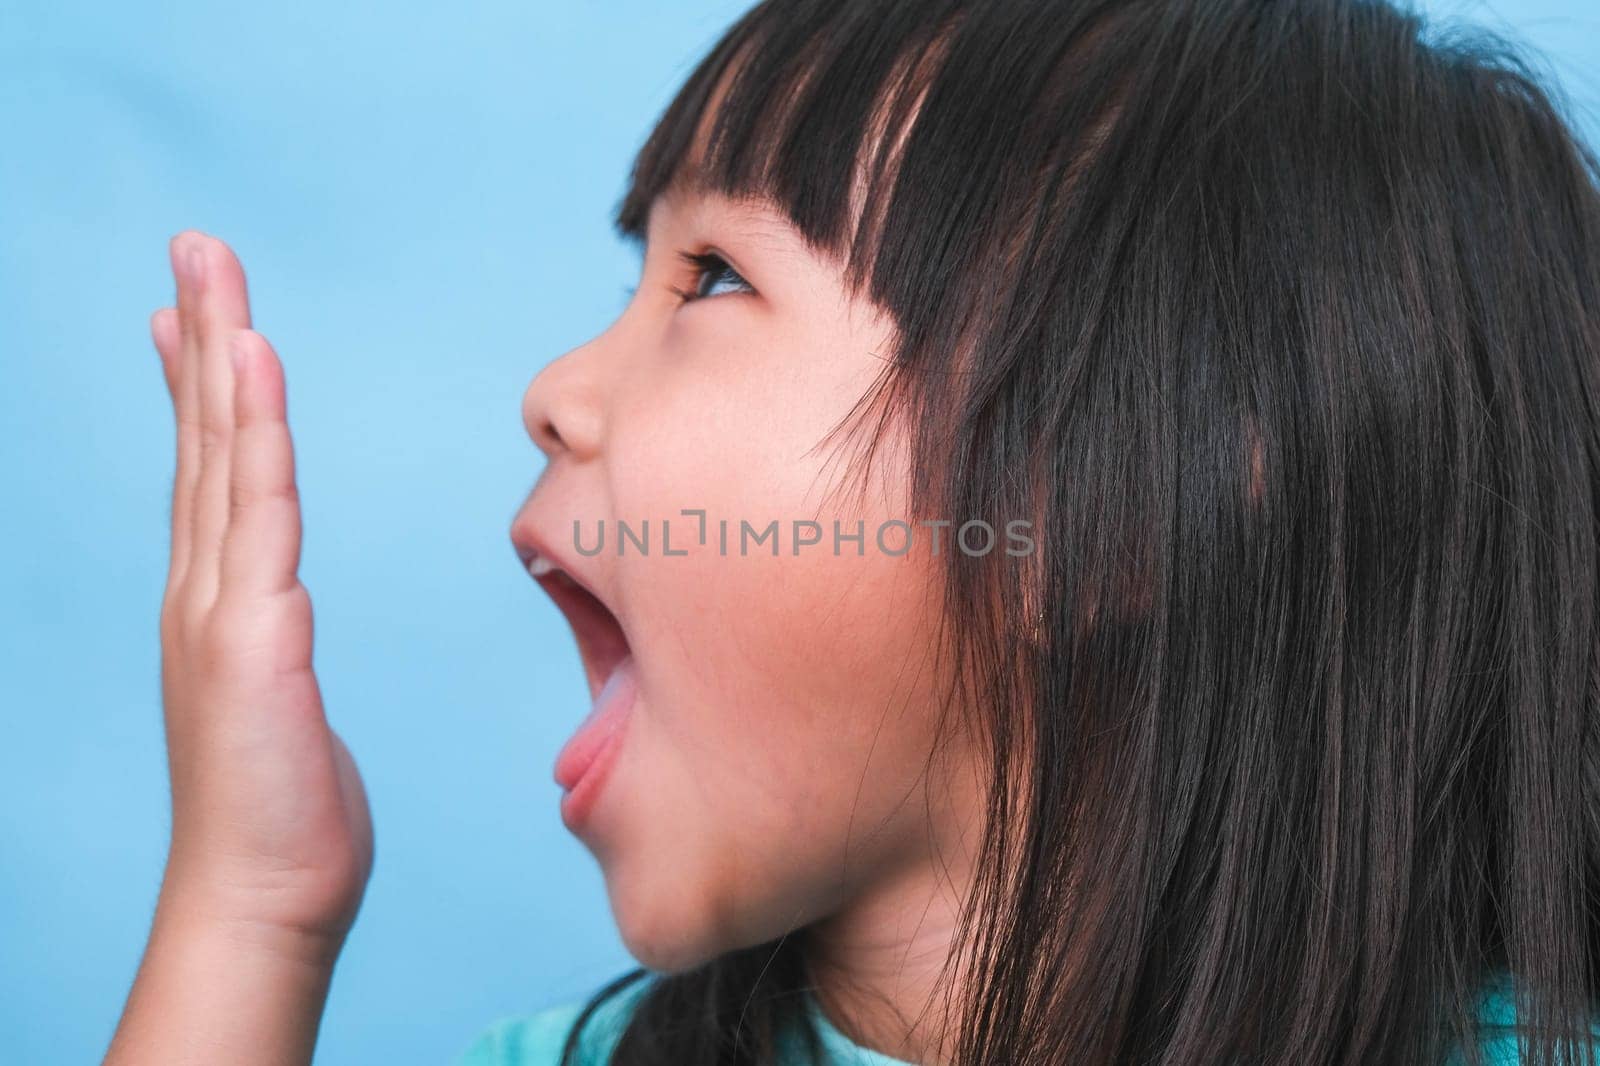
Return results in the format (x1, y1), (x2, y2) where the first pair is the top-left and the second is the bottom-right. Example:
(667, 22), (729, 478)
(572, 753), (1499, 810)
(562, 1), (1600, 1062)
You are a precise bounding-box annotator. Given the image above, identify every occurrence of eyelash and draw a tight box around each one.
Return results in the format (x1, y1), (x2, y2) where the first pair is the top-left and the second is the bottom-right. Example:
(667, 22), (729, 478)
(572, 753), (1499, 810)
(667, 250), (753, 305)
(619, 250), (754, 307)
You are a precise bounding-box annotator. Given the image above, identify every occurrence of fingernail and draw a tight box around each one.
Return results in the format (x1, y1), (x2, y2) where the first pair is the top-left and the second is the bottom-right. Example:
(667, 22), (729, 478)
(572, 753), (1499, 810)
(185, 240), (206, 289)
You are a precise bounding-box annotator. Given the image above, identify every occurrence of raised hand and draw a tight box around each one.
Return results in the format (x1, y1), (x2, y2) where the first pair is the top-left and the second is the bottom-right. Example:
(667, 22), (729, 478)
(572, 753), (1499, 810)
(104, 231), (373, 1065)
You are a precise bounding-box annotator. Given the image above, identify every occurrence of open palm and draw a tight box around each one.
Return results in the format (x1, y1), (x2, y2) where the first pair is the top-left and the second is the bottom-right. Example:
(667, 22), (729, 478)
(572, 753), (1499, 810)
(148, 231), (373, 945)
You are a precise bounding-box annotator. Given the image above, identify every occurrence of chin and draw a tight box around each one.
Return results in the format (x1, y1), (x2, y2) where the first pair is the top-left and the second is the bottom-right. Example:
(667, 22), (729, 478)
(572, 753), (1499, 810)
(606, 864), (732, 974)
(607, 859), (809, 975)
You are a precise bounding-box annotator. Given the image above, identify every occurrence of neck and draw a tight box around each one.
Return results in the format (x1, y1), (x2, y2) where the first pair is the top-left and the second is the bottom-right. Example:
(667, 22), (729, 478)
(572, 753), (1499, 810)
(802, 761), (985, 1065)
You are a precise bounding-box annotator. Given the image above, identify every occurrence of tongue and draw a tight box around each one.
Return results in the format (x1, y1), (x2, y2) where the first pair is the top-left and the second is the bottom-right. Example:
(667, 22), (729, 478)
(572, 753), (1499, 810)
(554, 654), (637, 791)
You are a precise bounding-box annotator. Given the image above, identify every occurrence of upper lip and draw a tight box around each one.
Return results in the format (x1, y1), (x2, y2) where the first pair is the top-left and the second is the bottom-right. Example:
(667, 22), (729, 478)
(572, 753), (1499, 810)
(509, 515), (633, 700)
(510, 521), (598, 599)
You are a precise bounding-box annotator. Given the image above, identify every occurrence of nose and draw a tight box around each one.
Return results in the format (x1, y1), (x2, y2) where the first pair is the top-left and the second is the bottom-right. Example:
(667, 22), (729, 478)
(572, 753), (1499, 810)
(522, 342), (605, 461)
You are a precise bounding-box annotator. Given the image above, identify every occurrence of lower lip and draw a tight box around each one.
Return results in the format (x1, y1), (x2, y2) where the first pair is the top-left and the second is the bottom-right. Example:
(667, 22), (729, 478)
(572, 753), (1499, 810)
(554, 654), (637, 831)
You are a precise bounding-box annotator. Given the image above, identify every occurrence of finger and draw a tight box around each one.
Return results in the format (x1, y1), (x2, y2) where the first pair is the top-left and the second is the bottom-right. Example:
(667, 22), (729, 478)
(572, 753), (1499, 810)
(150, 307), (181, 402)
(194, 235), (254, 342)
(152, 304), (192, 585)
(188, 235), (255, 610)
(221, 330), (303, 600)
(168, 233), (205, 587)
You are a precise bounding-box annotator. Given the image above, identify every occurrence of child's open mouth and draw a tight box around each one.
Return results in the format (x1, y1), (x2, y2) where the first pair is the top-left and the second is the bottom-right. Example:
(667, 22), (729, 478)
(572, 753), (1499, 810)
(517, 544), (637, 830)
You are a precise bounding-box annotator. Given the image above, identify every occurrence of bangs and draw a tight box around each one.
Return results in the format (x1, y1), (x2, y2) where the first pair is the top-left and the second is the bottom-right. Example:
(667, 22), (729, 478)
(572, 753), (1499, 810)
(611, 3), (958, 302)
(611, 1), (1136, 306)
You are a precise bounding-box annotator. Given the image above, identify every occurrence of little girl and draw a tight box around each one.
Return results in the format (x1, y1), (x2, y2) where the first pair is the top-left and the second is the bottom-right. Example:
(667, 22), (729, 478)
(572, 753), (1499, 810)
(103, 0), (1600, 1063)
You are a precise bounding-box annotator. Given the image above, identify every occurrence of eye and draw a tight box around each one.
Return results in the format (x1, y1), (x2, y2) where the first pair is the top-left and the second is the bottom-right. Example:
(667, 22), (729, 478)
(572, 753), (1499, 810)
(668, 249), (754, 305)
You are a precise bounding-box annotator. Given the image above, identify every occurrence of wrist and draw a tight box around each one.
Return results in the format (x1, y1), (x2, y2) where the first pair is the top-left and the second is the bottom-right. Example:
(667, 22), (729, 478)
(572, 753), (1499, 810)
(104, 885), (344, 1065)
(151, 880), (350, 974)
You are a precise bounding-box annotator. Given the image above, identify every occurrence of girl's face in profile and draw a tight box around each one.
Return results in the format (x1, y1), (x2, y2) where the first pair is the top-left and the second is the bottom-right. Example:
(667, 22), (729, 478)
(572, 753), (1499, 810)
(509, 181), (981, 972)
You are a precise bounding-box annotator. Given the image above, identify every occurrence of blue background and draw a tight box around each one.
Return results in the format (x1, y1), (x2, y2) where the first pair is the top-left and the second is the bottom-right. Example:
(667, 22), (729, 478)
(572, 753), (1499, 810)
(1, 1), (1596, 1062)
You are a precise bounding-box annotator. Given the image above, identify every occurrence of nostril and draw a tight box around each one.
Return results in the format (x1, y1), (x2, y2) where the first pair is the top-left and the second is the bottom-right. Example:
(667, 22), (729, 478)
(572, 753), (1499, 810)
(522, 353), (603, 460)
(538, 417), (563, 452)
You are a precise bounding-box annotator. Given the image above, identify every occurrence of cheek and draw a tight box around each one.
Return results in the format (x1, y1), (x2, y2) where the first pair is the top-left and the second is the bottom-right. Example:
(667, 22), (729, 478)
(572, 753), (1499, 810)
(608, 362), (944, 827)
